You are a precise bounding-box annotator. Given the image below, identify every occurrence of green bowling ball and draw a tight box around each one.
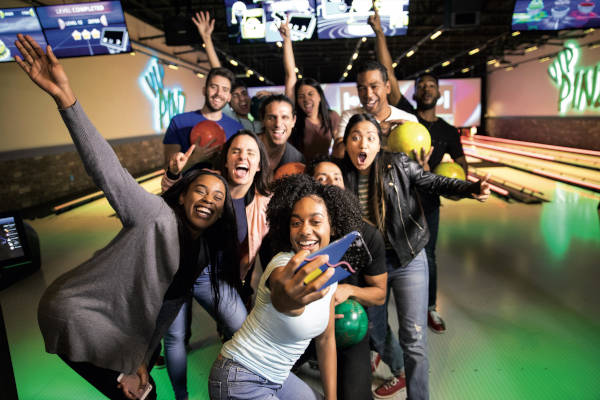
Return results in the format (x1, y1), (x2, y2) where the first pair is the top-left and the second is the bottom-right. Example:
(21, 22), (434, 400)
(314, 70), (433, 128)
(334, 299), (368, 348)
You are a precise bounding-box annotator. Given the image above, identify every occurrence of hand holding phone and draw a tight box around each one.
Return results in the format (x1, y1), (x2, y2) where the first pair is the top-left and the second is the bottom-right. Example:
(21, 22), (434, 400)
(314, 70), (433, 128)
(296, 231), (372, 289)
(117, 372), (153, 400)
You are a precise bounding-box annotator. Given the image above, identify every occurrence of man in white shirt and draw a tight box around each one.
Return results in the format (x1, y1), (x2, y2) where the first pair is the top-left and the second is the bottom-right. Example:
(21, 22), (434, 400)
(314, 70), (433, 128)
(332, 60), (417, 158)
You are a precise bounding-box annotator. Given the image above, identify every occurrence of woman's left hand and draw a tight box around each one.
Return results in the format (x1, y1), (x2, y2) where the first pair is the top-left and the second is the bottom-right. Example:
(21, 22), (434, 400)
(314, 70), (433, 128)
(117, 364), (149, 400)
(473, 173), (491, 202)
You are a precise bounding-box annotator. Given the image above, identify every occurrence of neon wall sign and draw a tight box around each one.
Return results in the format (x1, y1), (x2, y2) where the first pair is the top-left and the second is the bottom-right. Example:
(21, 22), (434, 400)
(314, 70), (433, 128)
(139, 57), (186, 132)
(548, 41), (600, 114)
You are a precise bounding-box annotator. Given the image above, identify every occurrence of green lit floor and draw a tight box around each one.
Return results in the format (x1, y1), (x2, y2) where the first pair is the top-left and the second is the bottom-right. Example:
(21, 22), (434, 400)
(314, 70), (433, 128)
(1, 172), (599, 399)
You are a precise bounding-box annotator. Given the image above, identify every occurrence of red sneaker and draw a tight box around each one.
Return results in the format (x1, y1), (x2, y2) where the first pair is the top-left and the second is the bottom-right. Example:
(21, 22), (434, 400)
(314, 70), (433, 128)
(371, 351), (381, 373)
(428, 309), (446, 334)
(373, 375), (406, 398)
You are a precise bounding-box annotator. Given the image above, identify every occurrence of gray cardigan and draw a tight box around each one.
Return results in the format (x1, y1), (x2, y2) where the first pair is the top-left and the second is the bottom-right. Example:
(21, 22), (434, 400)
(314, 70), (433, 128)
(38, 101), (186, 374)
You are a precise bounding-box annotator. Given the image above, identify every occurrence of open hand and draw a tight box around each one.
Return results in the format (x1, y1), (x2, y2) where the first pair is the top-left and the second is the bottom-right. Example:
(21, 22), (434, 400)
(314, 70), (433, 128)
(14, 34), (75, 108)
(473, 173), (491, 202)
(192, 11), (215, 39)
(412, 146), (434, 171)
(191, 138), (220, 163)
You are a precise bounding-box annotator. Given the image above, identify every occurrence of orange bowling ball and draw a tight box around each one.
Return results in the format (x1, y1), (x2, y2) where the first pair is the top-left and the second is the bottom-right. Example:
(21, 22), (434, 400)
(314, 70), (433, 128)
(274, 162), (306, 180)
(189, 120), (226, 148)
(433, 162), (466, 180)
(388, 121), (431, 159)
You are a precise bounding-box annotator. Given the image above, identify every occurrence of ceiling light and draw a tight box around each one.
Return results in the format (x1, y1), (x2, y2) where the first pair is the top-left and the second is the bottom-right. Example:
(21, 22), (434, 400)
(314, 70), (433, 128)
(276, 41), (282, 48)
(246, 69), (254, 76)
(361, 37), (367, 42)
(294, 67), (299, 73)
(196, 72), (205, 78)
(589, 42), (600, 49)
(130, 51), (136, 56)
(468, 48), (480, 55)
(487, 59), (497, 65)
(505, 66), (514, 71)
(202, 43), (206, 48)
(441, 60), (451, 67)
(346, 64), (352, 70)
(430, 30), (442, 40)
(343, 71), (348, 78)
(392, 62), (398, 68)
(538, 56), (551, 63)
(258, 76), (265, 82)
(298, 74), (303, 79)
(584, 28), (594, 34)
(525, 45), (538, 53)
(512, 31), (520, 37)
(229, 59), (238, 66)
(352, 52), (359, 60)
(168, 64), (178, 70)
(406, 49), (415, 58)
(461, 67), (470, 73)
(425, 69), (431, 73)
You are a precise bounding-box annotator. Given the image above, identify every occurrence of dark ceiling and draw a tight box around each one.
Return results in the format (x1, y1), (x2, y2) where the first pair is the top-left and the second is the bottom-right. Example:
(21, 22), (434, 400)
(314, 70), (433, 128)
(121, 0), (568, 86)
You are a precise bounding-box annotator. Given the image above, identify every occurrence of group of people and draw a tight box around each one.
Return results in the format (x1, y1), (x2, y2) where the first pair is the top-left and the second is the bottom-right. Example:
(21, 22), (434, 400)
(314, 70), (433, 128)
(15, 6), (490, 400)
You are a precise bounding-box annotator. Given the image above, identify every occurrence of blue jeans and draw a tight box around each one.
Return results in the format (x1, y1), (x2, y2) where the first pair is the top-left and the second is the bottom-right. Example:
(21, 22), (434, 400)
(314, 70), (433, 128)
(164, 268), (247, 400)
(367, 290), (405, 376)
(424, 207), (440, 308)
(209, 356), (323, 400)
(387, 249), (429, 400)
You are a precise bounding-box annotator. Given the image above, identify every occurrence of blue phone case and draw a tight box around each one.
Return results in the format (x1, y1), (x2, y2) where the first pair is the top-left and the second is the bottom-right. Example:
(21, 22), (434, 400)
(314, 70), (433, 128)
(296, 231), (360, 289)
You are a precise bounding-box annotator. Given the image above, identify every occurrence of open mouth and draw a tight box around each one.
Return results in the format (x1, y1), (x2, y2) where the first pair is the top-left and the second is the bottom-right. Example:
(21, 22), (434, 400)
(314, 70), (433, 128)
(358, 152), (367, 164)
(194, 205), (213, 219)
(365, 99), (377, 110)
(297, 239), (319, 252)
(234, 165), (249, 179)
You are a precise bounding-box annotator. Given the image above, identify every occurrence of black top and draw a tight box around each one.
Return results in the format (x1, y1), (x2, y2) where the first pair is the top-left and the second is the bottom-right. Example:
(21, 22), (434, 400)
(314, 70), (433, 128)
(277, 142), (306, 169)
(340, 221), (386, 290)
(417, 116), (465, 211)
(396, 95), (417, 116)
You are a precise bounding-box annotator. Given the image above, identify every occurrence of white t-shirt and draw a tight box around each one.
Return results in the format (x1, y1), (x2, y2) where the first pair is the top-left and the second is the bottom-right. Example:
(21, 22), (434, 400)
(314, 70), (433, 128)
(336, 104), (418, 145)
(221, 251), (336, 384)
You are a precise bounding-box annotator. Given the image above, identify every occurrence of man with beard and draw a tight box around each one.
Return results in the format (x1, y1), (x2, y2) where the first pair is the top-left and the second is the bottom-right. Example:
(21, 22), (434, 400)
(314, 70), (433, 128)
(332, 60), (417, 158)
(162, 67), (243, 168)
(192, 11), (262, 134)
(413, 73), (468, 334)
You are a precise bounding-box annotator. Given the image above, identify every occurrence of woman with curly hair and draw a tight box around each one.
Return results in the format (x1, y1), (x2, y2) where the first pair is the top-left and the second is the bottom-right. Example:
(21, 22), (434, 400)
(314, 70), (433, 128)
(209, 174), (363, 400)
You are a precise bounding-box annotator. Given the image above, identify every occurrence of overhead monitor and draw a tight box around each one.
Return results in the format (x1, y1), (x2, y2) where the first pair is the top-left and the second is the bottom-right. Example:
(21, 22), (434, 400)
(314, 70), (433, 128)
(512, 0), (600, 30)
(316, 0), (409, 39)
(224, 0), (317, 43)
(35, 1), (131, 58)
(0, 7), (47, 63)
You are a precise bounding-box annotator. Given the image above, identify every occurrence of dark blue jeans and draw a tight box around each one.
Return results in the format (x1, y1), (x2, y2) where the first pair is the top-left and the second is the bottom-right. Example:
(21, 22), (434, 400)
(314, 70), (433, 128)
(424, 207), (440, 308)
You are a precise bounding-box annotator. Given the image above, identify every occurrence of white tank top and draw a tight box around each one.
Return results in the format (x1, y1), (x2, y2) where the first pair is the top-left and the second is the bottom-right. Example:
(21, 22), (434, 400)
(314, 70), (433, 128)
(221, 252), (336, 384)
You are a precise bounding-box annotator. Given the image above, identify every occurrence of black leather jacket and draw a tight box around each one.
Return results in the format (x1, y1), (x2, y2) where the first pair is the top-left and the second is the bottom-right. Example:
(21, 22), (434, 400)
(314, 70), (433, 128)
(342, 151), (480, 268)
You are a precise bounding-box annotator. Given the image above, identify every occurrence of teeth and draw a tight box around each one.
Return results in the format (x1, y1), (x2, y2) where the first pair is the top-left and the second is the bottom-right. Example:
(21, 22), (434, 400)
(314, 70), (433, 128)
(299, 240), (317, 246)
(195, 206), (212, 216)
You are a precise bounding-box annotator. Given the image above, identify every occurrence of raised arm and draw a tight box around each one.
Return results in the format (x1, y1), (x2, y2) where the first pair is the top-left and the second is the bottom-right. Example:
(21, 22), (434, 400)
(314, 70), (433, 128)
(368, 5), (402, 106)
(279, 17), (297, 101)
(192, 11), (221, 68)
(15, 34), (162, 225)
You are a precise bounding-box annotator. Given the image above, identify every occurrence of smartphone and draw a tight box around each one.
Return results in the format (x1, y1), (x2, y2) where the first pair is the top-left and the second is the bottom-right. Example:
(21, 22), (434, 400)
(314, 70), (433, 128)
(296, 231), (372, 289)
(117, 373), (153, 400)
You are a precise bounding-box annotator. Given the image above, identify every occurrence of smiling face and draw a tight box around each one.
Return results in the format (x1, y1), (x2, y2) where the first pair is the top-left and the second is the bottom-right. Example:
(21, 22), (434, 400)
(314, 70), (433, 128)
(414, 75), (440, 111)
(230, 86), (251, 116)
(262, 101), (296, 147)
(179, 174), (226, 234)
(345, 120), (381, 174)
(225, 134), (261, 189)
(356, 69), (391, 118)
(204, 75), (232, 112)
(313, 161), (344, 189)
(296, 84), (321, 118)
(289, 195), (331, 254)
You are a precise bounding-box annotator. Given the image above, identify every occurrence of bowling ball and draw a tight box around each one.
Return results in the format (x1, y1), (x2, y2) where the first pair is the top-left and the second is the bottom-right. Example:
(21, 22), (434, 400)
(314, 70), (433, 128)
(189, 120), (226, 148)
(434, 162), (466, 180)
(388, 121), (431, 160)
(334, 299), (368, 348)
(274, 162), (306, 180)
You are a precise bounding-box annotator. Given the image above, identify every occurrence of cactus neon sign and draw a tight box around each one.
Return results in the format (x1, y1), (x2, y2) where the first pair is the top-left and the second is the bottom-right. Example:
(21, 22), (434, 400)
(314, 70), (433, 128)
(548, 41), (600, 114)
(139, 57), (186, 132)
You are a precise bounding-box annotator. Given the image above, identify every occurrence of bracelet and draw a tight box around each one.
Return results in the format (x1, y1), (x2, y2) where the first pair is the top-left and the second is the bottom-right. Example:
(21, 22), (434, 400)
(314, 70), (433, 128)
(166, 169), (181, 180)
